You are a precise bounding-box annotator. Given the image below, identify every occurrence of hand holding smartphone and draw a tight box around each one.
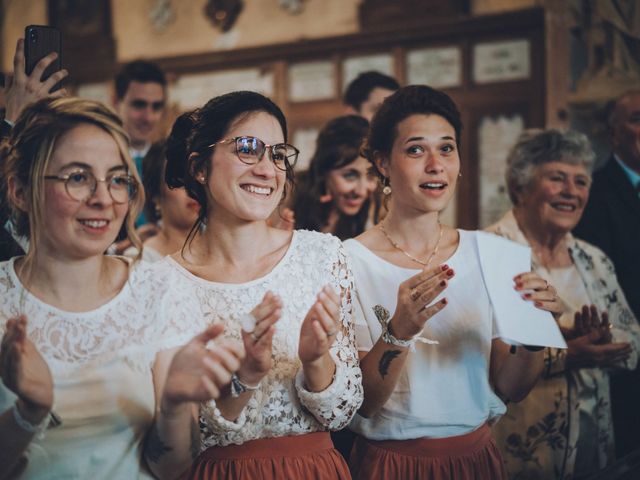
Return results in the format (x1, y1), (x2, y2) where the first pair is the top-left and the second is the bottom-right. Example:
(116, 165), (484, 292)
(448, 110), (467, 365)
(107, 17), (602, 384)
(24, 25), (63, 92)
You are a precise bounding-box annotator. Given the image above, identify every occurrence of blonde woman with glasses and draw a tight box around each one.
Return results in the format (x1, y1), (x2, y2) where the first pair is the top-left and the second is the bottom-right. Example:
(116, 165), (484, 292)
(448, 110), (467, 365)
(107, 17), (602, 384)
(0, 97), (242, 479)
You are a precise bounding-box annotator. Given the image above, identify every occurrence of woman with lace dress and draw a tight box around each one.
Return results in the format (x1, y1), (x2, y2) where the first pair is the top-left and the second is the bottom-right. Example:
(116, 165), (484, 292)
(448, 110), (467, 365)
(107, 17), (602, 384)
(0, 97), (243, 479)
(344, 86), (563, 480)
(147, 91), (363, 480)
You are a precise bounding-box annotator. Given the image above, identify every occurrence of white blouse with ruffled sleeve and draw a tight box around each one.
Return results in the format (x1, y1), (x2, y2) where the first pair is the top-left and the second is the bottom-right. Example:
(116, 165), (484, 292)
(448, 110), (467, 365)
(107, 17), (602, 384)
(152, 230), (363, 448)
(0, 257), (191, 480)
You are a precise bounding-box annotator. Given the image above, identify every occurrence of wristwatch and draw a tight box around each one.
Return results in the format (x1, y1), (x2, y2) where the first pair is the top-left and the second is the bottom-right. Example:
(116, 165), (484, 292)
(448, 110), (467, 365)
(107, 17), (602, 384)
(229, 373), (261, 398)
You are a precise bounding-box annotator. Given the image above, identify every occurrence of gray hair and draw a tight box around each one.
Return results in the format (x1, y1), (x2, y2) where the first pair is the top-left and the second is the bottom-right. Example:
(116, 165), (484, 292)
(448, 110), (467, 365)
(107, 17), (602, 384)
(506, 128), (595, 205)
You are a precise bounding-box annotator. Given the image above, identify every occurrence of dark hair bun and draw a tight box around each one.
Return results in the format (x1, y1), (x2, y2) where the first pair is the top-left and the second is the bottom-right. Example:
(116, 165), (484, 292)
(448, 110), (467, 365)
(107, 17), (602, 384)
(165, 111), (197, 189)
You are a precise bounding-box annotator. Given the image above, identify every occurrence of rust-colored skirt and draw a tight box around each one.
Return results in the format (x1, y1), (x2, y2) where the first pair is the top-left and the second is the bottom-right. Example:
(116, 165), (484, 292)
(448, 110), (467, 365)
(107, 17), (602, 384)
(349, 424), (506, 480)
(181, 432), (351, 480)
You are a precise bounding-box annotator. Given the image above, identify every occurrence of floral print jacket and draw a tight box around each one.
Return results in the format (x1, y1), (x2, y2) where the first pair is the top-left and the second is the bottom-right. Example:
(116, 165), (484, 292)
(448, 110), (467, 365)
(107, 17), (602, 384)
(487, 210), (640, 480)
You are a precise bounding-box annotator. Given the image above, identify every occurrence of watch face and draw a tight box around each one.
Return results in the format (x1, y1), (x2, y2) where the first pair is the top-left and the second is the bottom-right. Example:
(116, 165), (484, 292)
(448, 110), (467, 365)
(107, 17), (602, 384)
(230, 374), (244, 398)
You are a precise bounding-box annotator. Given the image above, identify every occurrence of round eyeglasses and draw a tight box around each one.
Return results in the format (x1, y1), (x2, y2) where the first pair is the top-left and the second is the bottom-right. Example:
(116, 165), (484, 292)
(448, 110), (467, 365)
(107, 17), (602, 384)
(208, 136), (299, 171)
(44, 169), (138, 204)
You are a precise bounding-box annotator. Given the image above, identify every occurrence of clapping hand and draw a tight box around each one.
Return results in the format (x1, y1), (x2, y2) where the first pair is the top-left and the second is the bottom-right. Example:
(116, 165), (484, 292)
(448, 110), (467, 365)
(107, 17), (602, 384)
(236, 292), (282, 386)
(573, 305), (612, 344)
(0, 316), (53, 424)
(565, 305), (631, 369)
(388, 264), (452, 341)
(161, 324), (243, 411)
(298, 285), (341, 365)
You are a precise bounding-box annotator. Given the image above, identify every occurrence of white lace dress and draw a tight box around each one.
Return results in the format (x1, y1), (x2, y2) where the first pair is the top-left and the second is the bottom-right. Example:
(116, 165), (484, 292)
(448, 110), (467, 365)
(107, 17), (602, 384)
(152, 230), (363, 448)
(0, 258), (190, 480)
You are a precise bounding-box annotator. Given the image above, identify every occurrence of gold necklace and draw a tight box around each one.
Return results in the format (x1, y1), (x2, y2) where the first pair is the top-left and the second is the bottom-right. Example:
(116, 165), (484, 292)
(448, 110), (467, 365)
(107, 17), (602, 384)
(379, 221), (444, 268)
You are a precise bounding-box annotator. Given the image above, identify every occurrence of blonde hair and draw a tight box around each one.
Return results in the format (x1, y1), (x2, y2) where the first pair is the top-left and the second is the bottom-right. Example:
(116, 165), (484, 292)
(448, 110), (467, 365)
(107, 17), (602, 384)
(0, 97), (144, 274)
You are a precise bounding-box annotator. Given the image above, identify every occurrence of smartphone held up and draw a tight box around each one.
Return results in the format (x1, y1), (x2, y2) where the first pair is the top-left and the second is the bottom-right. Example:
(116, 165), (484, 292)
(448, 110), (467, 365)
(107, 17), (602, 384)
(24, 25), (64, 92)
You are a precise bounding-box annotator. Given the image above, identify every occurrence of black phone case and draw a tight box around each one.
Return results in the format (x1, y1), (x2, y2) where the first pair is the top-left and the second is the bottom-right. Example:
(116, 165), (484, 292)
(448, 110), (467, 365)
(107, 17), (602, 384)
(24, 25), (63, 91)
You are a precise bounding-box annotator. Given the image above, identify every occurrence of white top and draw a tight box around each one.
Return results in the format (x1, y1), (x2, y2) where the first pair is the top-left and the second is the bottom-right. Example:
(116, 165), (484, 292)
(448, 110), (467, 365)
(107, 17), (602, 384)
(0, 258), (188, 480)
(152, 230), (363, 448)
(345, 229), (506, 440)
(123, 245), (164, 263)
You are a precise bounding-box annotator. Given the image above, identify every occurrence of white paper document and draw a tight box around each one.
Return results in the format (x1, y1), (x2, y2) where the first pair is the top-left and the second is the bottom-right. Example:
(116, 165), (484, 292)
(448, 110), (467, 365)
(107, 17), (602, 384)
(475, 232), (567, 349)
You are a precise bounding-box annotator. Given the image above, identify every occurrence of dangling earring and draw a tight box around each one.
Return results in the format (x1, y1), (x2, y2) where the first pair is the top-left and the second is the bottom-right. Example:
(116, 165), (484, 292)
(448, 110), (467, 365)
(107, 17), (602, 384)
(154, 204), (162, 220)
(382, 177), (392, 195)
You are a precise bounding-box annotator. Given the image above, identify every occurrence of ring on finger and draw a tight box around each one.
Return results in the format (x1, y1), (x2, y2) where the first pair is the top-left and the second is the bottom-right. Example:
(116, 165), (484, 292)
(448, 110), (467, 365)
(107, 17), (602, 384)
(327, 330), (337, 338)
(250, 332), (259, 342)
(410, 289), (419, 301)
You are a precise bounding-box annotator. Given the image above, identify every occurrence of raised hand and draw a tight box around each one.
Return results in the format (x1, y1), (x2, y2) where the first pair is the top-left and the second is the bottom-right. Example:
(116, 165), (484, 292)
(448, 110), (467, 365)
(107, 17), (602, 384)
(0, 316), (53, 423)
(236, 291), (282, 386)
(298, 285), (340, 365)
(513, 272), (563, 318)
(573, 305), (612, 344)
(566, 334), (631, 369)
(4, 39), (68, 123)
(388, 264), (452, 341)
(161, 324), (244, 410)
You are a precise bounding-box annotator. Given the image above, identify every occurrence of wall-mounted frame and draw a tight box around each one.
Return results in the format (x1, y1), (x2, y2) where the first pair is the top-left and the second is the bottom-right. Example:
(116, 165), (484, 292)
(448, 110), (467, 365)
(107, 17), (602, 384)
(75, 7), (545, 229)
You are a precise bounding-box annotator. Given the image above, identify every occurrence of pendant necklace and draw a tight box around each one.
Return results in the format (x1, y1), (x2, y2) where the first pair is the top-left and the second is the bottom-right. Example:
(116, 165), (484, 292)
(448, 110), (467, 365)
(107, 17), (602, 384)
(379, 221), (444, 268)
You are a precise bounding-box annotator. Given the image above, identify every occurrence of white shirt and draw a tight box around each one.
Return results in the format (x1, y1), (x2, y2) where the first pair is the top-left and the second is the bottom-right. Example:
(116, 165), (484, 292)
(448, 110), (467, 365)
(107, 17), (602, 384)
(346, 229), (506, 440)
(123, 245), (164, 263)
(152, 230), (363, 448)
(0, 258), (188, 479)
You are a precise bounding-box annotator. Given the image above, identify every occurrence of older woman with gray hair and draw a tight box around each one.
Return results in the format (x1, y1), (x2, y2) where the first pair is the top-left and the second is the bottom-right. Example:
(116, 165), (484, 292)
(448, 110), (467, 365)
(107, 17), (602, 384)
(487, 129), (640, 479)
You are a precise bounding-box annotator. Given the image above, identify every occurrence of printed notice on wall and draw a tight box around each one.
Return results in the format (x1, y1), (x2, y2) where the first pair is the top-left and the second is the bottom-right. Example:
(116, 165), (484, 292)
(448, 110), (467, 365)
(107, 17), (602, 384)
(288, 61), (335, 102)
(342, 54), (394, 92)
(473, 39), (530, 84)
(407, 46), (461, 88)
(172, 69), (274, 110)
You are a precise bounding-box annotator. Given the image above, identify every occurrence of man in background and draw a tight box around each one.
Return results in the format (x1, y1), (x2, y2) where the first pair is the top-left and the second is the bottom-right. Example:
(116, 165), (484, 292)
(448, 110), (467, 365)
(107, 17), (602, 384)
(574, 89), (640, 458)
(113, 60), (167, 174)
(343, 70), (399, 121)
(113, 60), (167, 227)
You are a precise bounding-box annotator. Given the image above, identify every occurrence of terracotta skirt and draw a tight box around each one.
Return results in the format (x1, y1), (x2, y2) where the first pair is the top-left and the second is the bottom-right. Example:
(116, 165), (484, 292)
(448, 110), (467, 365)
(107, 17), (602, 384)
(181, 432), (351, 480)
(349, 424), (507, 480)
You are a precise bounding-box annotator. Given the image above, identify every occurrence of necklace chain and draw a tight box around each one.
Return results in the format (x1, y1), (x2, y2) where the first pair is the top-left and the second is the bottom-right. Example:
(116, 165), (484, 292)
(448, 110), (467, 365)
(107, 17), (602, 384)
(379, 221), (444, 268)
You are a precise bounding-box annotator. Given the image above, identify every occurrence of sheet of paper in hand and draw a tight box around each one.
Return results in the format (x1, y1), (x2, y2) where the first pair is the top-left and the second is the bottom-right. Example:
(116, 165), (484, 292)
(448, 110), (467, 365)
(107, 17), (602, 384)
(475, 232), (567, 349)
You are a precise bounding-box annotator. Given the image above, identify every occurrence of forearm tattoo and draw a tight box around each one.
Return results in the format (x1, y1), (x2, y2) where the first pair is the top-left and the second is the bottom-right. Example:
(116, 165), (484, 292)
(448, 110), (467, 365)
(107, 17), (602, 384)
(378, 349), (401, 379)
(145, 423), (173, 463)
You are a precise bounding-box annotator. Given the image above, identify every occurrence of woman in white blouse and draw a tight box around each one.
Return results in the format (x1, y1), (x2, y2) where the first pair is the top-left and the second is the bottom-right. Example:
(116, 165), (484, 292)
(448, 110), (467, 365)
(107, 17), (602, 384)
(0, 97), (242, 479)
(344, 85), (562, 479)
(148, 91), (363, 480)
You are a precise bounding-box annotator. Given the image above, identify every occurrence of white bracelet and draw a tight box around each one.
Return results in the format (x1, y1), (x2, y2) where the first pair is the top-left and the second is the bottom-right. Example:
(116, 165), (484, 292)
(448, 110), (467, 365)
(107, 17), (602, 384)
(373, 304), (439, 353)
(11, 403), (50, 439)
(230, 373), (261, 398)
(381, 322), (417, 349)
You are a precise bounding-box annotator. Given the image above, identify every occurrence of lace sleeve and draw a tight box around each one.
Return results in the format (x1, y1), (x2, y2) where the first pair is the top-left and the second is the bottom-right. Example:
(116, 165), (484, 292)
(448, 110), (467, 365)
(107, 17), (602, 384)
(294, 240), (363, 430)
